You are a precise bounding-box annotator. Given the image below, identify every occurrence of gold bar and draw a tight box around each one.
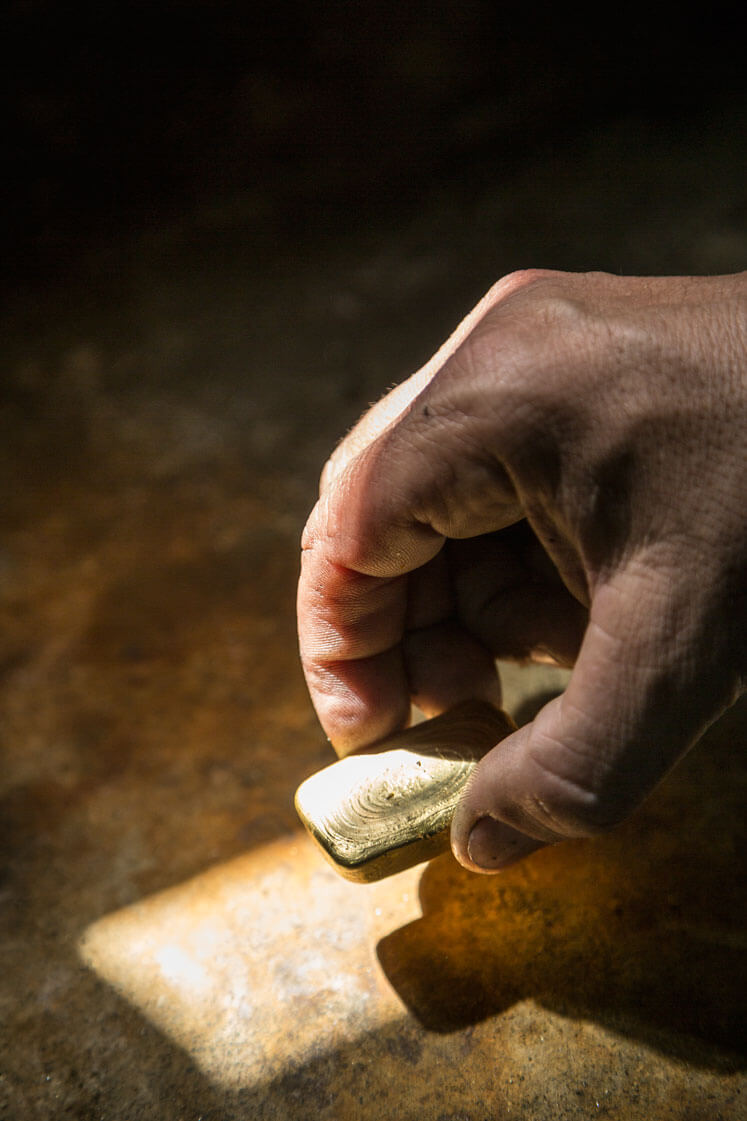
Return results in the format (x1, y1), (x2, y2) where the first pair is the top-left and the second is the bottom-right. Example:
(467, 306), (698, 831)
(294, 701), (515, 882)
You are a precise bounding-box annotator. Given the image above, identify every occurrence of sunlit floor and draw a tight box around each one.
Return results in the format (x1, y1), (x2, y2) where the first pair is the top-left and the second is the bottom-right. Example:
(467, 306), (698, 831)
(2, 100), (746, 1119)
(77, 738), (747, 1119)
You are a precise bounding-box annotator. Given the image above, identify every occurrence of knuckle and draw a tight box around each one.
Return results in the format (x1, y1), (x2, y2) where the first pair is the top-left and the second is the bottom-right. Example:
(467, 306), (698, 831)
(525, 735), (627, 839)
(528, 778), (625, 839)
(300, 657), (360, 720)
(465, 292), (590, 413)
(484, 268), (558, 305)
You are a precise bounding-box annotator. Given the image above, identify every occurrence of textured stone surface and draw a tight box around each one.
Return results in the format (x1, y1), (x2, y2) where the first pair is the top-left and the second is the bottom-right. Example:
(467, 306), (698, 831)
(1, 87), (746, 1120)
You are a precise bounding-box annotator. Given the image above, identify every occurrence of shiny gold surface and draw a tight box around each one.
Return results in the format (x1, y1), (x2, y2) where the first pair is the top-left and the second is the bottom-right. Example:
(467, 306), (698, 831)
(295, 702), (515, 881)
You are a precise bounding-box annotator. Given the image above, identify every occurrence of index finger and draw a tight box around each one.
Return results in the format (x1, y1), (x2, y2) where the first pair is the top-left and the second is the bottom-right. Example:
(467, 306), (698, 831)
(298, 445), (446, 753)
(299, 273), (540, 751)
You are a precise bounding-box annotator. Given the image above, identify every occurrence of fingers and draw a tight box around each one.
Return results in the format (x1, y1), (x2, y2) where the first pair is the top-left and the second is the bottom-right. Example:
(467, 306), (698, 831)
(449, 533), (588, 666)
(298, 342), (523, 750)
(298, 458), (444, 752)
(404, 621), (503, 718)
(451, 557), (731, 872)
(299, 272), (567, 751)
(299, 403), (582, 751)
(297, 538), (413, 753)
(401, 547), (503, 717)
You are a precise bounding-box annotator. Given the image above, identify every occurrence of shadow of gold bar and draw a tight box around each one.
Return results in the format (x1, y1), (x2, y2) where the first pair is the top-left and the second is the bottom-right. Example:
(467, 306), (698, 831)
(294, 701), (515, 882)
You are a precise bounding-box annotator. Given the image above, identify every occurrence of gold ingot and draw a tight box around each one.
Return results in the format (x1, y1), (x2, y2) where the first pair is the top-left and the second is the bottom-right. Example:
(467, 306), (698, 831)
(294, 701), (515, 882)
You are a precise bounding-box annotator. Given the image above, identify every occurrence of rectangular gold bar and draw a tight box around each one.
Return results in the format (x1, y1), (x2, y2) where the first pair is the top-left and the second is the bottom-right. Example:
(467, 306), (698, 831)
(294, 701), (515, 882)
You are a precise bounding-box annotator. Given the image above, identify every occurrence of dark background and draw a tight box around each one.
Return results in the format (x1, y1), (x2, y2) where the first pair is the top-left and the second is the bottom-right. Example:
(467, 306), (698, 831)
(4, 1), (746, 288)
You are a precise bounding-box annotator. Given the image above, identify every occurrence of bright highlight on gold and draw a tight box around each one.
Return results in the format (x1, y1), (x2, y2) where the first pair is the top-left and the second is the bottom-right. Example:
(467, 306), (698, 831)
(295, 701), (515, 882)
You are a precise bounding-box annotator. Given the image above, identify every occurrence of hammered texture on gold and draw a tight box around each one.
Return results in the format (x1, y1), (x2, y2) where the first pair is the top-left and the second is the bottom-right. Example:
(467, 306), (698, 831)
(295, 702), (515, 880)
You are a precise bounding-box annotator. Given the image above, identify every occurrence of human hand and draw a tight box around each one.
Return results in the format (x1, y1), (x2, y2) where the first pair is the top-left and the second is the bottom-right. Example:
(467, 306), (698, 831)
(297, 270), (746, 872)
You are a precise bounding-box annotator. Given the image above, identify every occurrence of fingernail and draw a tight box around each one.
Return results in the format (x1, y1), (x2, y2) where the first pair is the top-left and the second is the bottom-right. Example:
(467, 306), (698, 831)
(467, 817), (542, 872)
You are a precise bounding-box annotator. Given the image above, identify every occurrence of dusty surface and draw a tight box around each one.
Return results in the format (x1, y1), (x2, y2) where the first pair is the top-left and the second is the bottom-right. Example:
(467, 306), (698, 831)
(1, 31), (746, 1118)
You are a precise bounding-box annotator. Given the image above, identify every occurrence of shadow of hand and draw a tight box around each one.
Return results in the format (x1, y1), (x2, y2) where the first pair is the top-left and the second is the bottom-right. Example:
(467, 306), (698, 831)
(377, 700), (747, 1069)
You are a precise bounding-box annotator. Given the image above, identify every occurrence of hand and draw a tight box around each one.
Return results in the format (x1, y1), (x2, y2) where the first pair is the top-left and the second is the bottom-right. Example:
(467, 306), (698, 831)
(297, 269), (747, 872)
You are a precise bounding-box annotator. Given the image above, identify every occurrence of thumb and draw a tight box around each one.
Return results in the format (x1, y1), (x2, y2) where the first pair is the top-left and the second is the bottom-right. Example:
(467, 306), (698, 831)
(451, 558), (738, 872)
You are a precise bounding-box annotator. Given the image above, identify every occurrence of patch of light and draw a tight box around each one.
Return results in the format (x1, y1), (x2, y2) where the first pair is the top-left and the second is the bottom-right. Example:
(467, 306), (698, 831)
(78, 832), (422, 1089)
